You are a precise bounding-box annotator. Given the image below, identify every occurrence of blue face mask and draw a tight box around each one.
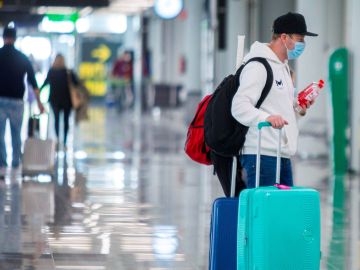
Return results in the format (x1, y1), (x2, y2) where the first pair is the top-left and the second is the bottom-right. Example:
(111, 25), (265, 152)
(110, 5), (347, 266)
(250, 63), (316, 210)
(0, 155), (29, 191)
(287, 41), (305, 60)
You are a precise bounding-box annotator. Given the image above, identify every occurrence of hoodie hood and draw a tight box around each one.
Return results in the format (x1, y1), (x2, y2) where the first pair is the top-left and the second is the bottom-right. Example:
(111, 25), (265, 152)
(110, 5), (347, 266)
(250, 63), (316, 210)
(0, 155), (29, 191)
(243, 41), (285, 65)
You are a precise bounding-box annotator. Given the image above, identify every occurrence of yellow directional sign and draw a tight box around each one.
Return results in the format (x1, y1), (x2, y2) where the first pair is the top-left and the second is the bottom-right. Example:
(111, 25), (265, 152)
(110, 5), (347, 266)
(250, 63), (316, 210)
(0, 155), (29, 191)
(79, 62), (107, 96)
(91, 44), (111, 63)
(81, 38), (118, 96)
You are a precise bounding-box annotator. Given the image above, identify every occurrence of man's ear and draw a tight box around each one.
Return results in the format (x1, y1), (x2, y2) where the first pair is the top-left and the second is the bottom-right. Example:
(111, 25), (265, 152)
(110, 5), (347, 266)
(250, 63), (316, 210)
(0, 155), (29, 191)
(280, 33), (287, 42)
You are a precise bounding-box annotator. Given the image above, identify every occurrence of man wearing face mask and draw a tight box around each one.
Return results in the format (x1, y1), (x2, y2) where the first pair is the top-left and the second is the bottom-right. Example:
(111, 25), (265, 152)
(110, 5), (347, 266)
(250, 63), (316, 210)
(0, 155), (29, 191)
(231, 12), (318, 188)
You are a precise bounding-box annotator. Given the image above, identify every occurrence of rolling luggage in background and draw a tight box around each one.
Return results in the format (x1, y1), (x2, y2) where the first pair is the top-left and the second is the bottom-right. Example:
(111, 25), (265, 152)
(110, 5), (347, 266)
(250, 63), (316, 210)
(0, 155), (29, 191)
(22, 114), (56, 178)
(237, 122), (321, 270)
(152, 84), (183, 108)
(22, 181), (55, 223)
(209, 156), (239, 270)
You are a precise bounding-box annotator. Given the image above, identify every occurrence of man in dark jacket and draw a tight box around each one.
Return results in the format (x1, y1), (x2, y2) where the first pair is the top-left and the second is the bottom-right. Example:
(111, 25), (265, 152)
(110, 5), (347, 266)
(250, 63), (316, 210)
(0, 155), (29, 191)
(0, 23), (44, 177)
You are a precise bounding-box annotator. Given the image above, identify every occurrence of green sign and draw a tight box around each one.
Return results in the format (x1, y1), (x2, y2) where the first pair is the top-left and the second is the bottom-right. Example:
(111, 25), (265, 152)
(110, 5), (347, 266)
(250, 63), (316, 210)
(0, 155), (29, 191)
(45, 13), (79, 23)
(329, 48), (349, 174)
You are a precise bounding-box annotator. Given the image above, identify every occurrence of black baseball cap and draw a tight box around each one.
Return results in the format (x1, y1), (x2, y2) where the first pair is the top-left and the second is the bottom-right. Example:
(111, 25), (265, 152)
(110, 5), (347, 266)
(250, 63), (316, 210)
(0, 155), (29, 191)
(3, 23), (17, 39)
(273, 12), (318, 37)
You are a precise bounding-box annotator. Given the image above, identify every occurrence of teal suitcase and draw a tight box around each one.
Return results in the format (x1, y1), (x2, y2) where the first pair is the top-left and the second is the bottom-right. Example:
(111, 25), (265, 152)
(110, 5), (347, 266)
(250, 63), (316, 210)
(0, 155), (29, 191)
(237, 122), (321, 270)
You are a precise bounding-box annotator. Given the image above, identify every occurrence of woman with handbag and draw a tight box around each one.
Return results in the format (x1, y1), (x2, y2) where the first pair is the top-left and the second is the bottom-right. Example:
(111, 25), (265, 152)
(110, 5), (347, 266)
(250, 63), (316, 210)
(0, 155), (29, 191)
(40, 54), (79, 148)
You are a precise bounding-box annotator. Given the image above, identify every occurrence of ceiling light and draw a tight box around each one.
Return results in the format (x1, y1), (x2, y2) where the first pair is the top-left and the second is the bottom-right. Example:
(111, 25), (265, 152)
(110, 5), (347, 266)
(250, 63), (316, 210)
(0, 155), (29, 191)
(76, 17), (90, 33)
(39, 17), (75, 33)
(79, 7), (93, 17)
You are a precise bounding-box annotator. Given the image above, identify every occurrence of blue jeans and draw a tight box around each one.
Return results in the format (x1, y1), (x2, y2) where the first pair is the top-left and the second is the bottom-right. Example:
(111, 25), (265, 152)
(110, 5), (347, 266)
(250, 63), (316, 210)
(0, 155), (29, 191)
(240, 154), (293, 188)
(0, 97), (24, 168)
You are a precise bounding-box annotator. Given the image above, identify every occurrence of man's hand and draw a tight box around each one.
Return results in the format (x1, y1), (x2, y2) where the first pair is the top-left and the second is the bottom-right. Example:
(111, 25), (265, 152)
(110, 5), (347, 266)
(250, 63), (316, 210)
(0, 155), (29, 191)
(266, 115), (288, 129)
(34, 88), (45, 114)
(37, 101), (45, 114)
(304, 99), (315, 109)
(299, 99), (315, 116)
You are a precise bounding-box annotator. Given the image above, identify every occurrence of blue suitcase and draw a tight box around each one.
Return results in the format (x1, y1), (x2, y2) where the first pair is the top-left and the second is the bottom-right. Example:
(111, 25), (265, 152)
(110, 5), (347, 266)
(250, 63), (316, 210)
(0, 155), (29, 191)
(237, 122), (321, 270)
(209, 156), (238, 270)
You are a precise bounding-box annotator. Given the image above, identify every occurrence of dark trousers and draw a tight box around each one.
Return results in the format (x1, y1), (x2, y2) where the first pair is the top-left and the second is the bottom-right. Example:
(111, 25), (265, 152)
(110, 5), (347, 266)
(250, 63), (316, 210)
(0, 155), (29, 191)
(211, 152), (246, 197)
(52, 105), (71, 144)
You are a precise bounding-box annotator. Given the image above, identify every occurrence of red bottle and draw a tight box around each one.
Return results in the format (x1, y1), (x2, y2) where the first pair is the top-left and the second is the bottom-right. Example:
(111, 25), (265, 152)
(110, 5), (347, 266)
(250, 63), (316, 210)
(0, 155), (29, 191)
(294, 79), (325, 113)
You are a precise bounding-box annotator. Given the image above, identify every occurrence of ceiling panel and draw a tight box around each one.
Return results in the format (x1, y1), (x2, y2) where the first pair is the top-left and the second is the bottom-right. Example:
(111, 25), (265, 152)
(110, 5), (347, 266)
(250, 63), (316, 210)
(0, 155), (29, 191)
(0, 11), (44, 27)
(0, 0), (109, 9)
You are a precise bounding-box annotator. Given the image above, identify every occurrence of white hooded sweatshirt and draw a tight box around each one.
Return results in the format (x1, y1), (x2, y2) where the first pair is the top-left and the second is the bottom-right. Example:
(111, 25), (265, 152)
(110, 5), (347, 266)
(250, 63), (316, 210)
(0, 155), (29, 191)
(231, 41), (299, 157)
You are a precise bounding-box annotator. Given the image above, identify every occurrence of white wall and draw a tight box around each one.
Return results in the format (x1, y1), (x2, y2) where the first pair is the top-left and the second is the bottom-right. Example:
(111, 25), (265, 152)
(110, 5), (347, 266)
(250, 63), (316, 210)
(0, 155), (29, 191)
(148, 17), (163, 83)
(259, 0), (296, 42)
(123, 16), (137, 50)
(346, 0), (360, 172)
(296, 0), (328, 126)
(214, 0), (248, 85)
(147, 0), (202, 92)
(183, 0), (202, 92)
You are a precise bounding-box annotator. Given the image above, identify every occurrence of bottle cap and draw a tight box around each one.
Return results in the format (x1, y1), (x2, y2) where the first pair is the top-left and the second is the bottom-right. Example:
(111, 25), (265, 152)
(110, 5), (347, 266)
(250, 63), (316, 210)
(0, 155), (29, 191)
(318, 79), (325, 88)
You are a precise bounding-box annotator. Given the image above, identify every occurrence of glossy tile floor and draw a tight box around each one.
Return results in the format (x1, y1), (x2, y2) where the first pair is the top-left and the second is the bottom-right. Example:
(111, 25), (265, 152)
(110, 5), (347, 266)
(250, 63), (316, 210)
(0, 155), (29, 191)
(0, 102), (359, 269)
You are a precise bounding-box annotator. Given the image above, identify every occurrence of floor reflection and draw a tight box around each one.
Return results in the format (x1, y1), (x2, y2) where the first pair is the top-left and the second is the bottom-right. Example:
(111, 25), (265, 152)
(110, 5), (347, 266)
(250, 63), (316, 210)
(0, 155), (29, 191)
(0, 177), (55, 269)
(327, 175), (346, 270)
(0, 104), (358, 269)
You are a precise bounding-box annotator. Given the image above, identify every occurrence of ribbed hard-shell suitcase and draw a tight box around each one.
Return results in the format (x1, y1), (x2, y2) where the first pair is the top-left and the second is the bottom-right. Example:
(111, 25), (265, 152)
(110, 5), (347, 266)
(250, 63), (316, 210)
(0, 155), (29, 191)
(23, 113), (56, 178)
(22, 138), (56, 177)
(237, 122), (321, 270)
(209, 157), (239, 270)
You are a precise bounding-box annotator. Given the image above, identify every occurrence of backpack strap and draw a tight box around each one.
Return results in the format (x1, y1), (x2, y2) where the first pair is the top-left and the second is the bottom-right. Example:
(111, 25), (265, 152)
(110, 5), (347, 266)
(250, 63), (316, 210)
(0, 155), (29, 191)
(236, 57), (274, 109)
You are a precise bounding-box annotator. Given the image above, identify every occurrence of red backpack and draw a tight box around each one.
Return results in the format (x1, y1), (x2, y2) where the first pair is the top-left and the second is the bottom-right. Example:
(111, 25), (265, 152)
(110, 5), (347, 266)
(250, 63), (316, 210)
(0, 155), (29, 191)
(184, 95), (212, 165)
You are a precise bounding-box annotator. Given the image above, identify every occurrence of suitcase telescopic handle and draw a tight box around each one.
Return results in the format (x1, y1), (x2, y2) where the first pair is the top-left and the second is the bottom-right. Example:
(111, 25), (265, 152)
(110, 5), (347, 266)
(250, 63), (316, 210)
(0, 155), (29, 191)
(230, 156), (237, 197)
(256, 122), (282, 188)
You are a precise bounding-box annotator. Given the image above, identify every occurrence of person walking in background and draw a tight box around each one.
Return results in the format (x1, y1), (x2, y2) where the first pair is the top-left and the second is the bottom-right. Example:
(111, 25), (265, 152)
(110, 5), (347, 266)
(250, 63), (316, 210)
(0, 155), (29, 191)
(0, 23), (44, 179)
(40, 54), (79, 148)
(111, 50), (134, 110)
